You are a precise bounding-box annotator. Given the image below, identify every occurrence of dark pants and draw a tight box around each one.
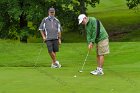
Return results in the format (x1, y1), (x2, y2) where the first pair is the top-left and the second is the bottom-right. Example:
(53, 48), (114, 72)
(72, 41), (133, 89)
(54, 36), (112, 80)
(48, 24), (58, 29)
(46, 39), (59, 53)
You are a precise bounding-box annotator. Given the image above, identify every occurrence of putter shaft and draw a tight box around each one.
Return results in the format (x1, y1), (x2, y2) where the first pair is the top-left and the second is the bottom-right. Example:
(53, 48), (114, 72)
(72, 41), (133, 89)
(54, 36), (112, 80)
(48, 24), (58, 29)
(80, 50), (90, 71)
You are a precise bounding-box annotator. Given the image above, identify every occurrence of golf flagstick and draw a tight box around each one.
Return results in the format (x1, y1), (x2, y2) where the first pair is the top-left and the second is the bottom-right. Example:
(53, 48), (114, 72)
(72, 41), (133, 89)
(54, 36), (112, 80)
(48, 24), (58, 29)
(79, 50), (90, 72)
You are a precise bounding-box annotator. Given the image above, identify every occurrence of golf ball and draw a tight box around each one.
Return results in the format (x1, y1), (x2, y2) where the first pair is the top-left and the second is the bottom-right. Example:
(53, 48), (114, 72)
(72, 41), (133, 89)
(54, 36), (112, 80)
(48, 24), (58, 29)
(79, 71), (83, 73)
(74, 75), (77, 77)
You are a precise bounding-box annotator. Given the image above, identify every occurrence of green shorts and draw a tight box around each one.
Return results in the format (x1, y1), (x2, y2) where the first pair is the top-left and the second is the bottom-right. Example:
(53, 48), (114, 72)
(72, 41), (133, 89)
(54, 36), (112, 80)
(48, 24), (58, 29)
(96, 39), (110, 55)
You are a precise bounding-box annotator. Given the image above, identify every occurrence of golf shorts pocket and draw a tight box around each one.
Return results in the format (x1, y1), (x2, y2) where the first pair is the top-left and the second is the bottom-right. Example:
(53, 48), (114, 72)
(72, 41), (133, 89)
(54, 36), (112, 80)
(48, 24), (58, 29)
(46, 40), (59, 52)
(97, 39), (110, 55)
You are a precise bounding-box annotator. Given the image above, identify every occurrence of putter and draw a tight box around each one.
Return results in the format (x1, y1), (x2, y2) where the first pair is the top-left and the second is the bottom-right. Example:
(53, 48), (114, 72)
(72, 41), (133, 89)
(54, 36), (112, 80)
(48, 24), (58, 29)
(79, 50), (90, 73)
(34, 41), (45, 67)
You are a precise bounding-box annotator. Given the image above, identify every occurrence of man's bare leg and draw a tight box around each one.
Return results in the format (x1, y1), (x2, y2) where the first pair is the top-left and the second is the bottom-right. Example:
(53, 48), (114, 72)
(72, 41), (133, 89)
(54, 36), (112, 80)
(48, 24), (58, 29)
(97, 55), (104, 68)
(90, 55), (104, 75)
(49, 52), (56, 64)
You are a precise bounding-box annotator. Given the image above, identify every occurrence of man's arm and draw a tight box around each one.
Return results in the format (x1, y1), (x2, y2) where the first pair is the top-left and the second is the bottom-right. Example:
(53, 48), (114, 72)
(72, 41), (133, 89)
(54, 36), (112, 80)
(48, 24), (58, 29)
(87, 22), (96, 50)
(39, 18), (46, 41)
(87, 31), (94, 50)
(40, 30), (46, 41)
(58, 31), (61, 39)
(58, 22), (62, 45)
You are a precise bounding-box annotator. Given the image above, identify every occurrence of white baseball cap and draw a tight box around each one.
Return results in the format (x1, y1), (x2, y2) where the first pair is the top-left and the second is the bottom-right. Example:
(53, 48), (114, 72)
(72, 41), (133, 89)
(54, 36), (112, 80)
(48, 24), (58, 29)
(78, 14), (86, 24)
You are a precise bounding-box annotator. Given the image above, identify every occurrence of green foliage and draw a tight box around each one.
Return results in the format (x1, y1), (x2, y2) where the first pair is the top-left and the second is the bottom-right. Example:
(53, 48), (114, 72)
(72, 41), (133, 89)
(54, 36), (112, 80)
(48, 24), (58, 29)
(19, 27), (29, 37)
(85, 0), (100, 7)
(1, 0), (139, 42)
(8, 26), (19, 40)
(0, 0), (100, 40)
(127, 0), (140, 9)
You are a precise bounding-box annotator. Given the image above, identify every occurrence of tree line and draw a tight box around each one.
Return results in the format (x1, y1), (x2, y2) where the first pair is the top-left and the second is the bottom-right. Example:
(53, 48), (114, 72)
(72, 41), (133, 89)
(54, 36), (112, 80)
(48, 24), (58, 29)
(0, 0), (139, 42)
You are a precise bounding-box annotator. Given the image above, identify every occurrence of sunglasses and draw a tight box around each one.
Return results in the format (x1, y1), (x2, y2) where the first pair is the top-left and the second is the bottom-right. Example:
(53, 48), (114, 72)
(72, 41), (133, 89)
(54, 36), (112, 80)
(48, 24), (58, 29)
(50, 12), (54, 13)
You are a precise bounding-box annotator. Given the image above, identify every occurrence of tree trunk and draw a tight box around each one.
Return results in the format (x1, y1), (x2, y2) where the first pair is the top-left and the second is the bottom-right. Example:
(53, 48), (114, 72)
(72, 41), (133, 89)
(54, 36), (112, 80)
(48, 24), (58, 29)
(79, 0), (86, 14)
(79, 0), (86, 38)
(19, 12), (28, 43)
(19, 1), (28, 43)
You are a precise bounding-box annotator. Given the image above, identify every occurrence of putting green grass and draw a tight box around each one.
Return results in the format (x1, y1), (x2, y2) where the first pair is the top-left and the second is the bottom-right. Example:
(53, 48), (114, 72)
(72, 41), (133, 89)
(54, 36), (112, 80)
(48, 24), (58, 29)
(0, 40), (140, 93)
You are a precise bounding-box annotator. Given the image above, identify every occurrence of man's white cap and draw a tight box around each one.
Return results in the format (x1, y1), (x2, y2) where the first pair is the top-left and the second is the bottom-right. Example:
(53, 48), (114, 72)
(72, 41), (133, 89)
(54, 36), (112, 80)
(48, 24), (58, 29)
(78, 14), (86, 24)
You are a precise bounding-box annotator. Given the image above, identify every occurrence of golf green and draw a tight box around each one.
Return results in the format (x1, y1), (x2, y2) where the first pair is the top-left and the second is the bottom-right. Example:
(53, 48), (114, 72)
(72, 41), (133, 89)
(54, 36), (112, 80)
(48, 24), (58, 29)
(0, 41), (140, 93)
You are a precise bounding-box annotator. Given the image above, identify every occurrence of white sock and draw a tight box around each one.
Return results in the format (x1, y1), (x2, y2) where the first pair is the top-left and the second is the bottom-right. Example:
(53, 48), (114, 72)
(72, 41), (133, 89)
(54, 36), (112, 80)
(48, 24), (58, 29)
(97, 67), (103, 71)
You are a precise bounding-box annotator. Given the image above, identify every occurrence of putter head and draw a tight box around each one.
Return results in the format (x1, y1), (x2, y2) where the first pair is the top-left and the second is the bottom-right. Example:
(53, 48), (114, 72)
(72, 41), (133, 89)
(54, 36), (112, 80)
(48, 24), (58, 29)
(79, 70), (83, 73)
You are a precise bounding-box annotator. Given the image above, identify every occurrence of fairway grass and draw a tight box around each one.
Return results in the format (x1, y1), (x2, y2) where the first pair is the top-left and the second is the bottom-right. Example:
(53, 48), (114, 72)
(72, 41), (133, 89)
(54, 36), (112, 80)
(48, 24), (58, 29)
(0, 40), (140, 93)
(87, 0), (140, 42)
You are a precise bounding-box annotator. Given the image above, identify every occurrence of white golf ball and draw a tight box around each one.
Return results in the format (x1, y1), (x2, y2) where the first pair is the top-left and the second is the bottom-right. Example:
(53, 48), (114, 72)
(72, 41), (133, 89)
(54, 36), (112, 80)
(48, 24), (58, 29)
(74, 75), (77, 77)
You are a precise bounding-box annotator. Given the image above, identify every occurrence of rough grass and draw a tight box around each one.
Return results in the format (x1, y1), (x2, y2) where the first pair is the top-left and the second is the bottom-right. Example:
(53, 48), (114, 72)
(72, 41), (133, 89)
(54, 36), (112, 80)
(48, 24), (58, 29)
(87, 0), (140, 41)
(88, 0), (128, 13)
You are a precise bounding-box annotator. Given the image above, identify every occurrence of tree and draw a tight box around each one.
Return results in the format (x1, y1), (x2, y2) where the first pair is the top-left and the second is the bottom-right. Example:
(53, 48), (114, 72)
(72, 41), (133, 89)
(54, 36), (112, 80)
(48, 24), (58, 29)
(0, 0), (100, 42)
(76, 0), (100, 36)
(0, 0), (19, 39)
(0, 0), (41, 42)
(127, 0), (140, 9)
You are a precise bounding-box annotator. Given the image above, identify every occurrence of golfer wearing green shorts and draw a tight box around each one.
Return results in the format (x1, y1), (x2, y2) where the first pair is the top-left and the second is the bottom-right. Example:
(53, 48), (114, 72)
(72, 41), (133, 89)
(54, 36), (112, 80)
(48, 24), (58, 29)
(78, 14), (110, 75)
(39, 8), (62, 68)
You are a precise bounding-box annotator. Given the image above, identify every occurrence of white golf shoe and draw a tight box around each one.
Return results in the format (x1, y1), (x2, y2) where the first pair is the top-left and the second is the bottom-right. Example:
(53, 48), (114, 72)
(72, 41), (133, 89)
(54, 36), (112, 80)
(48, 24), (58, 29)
(56, 61), (61, 68)
(51, 63), (58, 68)
(51, 61), (61, 68)
(90, 67), (104, 75)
